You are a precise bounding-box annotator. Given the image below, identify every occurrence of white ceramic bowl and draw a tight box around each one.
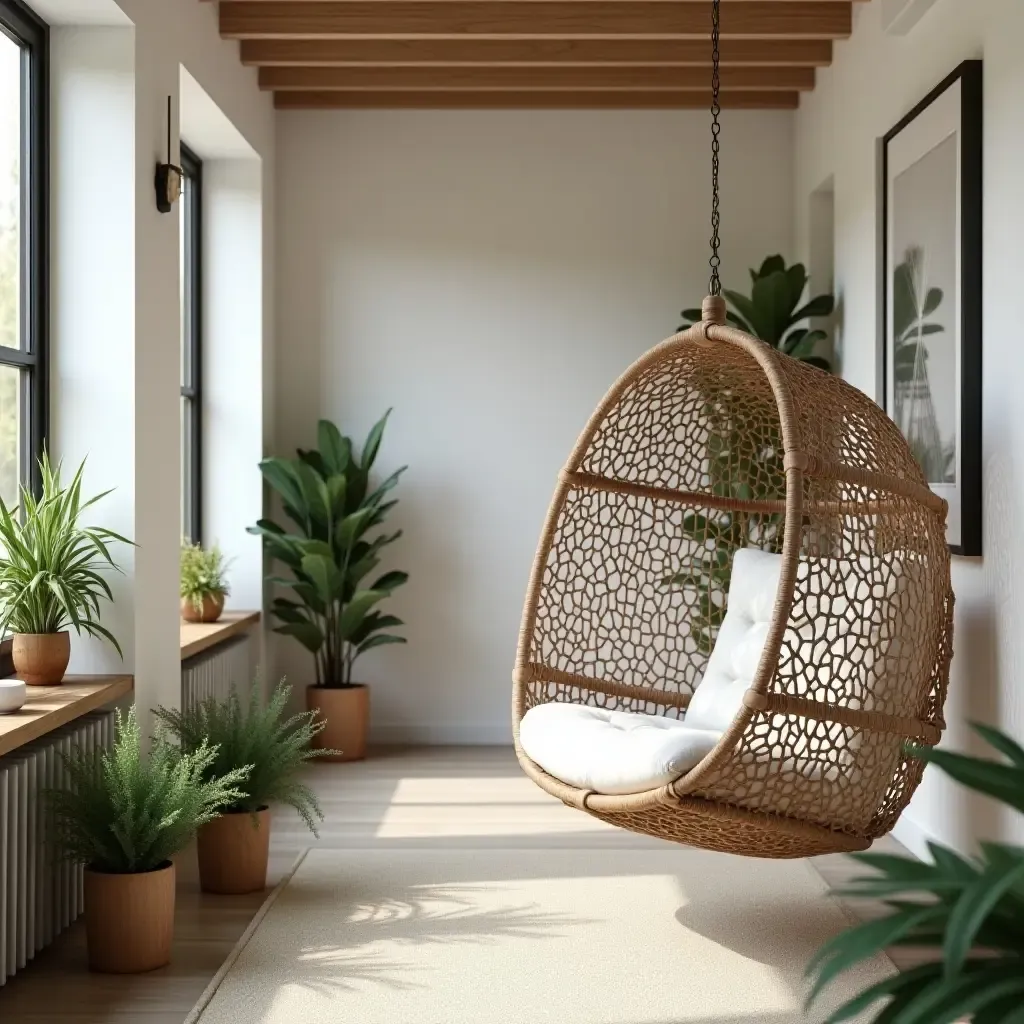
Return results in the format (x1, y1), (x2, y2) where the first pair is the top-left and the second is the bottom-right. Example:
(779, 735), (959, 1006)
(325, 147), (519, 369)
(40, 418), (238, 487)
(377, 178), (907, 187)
(0, 679), (27, 714)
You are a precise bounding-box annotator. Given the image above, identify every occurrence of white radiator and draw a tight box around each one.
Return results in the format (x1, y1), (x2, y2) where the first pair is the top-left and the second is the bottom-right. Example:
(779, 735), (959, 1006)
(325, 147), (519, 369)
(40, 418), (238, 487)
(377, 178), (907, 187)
(181, 633), (257, 709)
(0, 710), (115, 987)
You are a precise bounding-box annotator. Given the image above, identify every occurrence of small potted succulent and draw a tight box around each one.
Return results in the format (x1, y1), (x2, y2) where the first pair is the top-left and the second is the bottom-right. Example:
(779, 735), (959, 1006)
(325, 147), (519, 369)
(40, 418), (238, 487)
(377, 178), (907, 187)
(180, 540), (231, 624)
(156, 681), (332, 895)
(0, 455), (129, 685)
(249, 413), (408, 762)
(47, 707), (248, 973)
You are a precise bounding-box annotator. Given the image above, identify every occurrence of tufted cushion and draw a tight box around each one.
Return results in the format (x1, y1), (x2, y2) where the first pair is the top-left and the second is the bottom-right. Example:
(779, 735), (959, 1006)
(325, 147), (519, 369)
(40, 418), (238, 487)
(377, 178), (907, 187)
(521, 547), (920, 795)
(686, 547), (782, 733)
(519, 702), (721, 795)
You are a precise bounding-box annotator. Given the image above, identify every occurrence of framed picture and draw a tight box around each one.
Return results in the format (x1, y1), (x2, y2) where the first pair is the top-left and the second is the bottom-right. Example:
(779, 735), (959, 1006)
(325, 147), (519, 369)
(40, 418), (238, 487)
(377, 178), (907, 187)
(882, 59), (983, 556)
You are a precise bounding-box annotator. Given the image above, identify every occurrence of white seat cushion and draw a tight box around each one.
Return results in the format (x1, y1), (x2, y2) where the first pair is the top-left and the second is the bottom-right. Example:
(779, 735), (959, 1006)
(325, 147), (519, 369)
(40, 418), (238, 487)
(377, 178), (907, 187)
(519, 702), (721, 795)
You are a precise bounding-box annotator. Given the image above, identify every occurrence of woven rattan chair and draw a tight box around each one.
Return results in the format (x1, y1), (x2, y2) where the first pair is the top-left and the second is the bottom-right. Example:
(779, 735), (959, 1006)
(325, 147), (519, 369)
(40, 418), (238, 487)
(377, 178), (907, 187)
(513, 298), (954, 859)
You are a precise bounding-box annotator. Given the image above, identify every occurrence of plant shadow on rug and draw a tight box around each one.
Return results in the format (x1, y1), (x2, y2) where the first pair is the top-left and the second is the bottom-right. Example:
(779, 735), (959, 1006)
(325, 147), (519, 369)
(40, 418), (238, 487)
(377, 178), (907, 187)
(187, 848), (893, 1024)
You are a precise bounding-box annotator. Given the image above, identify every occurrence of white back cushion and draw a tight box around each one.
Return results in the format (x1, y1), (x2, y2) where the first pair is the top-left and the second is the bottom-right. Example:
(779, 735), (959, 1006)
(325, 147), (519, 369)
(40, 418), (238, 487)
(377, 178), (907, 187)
(686, 548), (781, 733)
(685, 547), (919, 735)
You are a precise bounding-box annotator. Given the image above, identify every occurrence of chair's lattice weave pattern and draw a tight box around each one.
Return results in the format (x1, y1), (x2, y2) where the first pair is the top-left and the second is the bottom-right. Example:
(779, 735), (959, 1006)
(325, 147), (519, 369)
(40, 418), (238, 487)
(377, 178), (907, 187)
(514, 310), (953, 858)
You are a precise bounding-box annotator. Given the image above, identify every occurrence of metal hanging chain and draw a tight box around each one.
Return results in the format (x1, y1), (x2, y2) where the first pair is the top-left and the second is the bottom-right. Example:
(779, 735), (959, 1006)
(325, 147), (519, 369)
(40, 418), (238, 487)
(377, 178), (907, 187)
(708, 0), (722, 296)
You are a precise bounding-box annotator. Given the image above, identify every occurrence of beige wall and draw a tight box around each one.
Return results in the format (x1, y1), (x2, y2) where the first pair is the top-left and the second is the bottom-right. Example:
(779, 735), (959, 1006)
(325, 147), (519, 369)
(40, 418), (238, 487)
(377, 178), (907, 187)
(275, 108), (795, 742)
(794, 0), (1024, 854)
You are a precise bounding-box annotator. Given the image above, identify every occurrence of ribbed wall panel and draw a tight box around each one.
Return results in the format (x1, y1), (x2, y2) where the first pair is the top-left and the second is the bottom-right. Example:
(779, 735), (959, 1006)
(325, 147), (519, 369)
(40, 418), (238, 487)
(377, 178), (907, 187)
(181, 634), (256, 709)
(0, 711), (115, 987)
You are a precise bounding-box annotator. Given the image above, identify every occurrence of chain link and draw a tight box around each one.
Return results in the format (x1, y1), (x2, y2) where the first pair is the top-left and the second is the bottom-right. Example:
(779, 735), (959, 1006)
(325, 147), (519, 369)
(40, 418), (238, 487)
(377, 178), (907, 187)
(708, 0), (722, 296)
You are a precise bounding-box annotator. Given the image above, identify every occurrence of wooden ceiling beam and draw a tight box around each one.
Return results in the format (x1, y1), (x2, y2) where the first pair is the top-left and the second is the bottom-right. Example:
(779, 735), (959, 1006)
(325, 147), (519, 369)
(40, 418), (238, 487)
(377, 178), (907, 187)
(260, 64), (815, 90)
(240, 38), (835, 66)
(221, 2), (853, 41)
(274, 89), (801, 109)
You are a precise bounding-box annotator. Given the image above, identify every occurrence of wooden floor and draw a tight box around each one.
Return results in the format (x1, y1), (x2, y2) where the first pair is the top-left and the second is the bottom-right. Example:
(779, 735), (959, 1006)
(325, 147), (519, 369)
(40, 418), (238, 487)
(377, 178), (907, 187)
(0, 746), (918, 1022)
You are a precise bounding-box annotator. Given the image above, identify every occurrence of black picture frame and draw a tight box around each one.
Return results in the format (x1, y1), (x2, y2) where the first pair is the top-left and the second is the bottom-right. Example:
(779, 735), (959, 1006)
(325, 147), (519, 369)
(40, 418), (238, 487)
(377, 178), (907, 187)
(881, 59), (983, 557)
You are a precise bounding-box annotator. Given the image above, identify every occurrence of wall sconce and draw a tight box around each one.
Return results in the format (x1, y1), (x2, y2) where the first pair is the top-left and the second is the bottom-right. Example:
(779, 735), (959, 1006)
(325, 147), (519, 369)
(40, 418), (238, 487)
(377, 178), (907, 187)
(154, 96), (182, 214)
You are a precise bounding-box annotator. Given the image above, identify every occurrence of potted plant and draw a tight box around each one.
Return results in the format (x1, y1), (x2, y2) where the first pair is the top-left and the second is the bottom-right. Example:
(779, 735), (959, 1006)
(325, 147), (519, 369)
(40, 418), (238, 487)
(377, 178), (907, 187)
(808, 724), (1024, 1022)
(0, 455), (130, 685)
(180, 540), (231, 623)
(155, 681), (332, 894)
(47, 707), (248, 973)
(680, 254), (836, 370)
(249, 413), (408, 762)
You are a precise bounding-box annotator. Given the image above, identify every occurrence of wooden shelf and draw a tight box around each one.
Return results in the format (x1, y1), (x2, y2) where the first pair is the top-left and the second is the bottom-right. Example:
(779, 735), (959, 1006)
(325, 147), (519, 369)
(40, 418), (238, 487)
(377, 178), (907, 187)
(0, 676), (134, 758)
(180, 611), (261, 661)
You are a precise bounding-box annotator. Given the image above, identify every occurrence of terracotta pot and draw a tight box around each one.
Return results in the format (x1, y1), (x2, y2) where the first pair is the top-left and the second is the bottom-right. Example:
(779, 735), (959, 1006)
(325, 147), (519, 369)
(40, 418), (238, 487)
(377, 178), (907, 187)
(13, 631), (71, 686)
(84, 861), (176, 973)
(181, 592), (225, 624)
(197, 807), (271, 895)
(307, 684), (369, 762)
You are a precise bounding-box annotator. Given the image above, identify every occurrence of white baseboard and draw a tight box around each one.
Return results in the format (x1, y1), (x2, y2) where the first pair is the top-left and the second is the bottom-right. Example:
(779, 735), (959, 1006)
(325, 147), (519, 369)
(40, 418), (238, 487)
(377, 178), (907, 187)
(371, 723), (513, 746)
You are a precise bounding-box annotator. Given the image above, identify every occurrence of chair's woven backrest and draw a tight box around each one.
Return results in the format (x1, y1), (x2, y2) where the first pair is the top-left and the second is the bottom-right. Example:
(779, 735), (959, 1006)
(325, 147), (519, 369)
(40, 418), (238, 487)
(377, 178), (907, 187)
(515, 318), (952, 840)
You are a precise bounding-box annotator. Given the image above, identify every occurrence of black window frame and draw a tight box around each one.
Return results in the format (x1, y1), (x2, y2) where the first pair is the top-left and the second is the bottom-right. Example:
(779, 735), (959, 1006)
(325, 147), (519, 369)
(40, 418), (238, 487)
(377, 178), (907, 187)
(0, 0), (48, 500)
(180, 142), (202, 544)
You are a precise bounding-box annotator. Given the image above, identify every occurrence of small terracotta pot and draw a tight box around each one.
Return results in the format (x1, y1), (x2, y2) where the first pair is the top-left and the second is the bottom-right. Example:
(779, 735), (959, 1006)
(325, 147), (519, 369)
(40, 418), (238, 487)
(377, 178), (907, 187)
(84, 861), (176, 974)
(13, 631), (71, 686)
(307, 684), (369, 762)
(181, 592), (225, 624)
(197, 807), (271, 895)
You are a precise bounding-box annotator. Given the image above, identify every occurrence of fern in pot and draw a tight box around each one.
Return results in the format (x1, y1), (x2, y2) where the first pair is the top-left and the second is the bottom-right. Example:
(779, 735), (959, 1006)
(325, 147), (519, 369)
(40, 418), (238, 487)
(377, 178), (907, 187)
(0, 455), (130, 685)
(180, 540), (231, 624)
(249, 413), (408, 762)
(47, 707), (248, 973)
(155, 681), (332, 895)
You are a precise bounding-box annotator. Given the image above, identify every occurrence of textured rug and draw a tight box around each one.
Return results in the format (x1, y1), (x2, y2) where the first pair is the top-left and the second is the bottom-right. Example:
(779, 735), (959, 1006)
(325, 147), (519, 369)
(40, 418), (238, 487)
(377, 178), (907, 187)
(185, 847), (893, 1024)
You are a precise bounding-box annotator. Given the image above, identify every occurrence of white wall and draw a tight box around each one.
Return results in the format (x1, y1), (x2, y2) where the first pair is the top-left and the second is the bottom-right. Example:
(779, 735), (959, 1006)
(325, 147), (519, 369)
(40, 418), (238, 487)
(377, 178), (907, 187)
(794, 0), (1024, 854)
(276, 109), (794, 743)
(44, 0), (274, 720)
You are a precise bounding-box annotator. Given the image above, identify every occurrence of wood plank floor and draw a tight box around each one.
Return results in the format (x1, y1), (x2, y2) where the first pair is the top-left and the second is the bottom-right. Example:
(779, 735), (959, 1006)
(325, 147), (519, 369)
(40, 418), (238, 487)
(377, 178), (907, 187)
(0, 746), (920, 1021)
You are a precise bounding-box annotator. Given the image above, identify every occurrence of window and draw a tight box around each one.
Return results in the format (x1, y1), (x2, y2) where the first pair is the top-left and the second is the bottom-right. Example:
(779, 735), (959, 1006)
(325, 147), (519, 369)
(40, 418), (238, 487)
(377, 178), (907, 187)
(180, 143), (202, 542)
(0, 0), (47, 508)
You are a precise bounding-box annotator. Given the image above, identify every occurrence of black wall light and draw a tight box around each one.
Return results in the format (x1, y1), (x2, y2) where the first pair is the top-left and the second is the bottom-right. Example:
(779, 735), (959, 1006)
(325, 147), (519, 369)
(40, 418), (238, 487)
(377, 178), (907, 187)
(155, 96), (182, 214)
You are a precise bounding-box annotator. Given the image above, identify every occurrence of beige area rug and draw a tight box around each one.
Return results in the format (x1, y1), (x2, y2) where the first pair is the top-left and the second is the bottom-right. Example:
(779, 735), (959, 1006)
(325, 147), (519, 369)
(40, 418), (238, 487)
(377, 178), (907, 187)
(185, 848), (893, 1024)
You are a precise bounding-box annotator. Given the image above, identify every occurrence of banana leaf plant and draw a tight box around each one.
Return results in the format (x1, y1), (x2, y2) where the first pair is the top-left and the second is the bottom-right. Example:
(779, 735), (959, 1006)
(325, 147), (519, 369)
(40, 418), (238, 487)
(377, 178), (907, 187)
(680, 254), (835, 371)
(808, 724), (1024, 1024)
(249, 413), (408, 688)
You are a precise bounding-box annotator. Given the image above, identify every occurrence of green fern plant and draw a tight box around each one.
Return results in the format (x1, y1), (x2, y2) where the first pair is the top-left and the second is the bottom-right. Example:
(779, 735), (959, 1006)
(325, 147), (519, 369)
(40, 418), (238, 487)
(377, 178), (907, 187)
(47, 707), (249, 874)
(809, 724), (1024, 1023)
(180, 540), (231, 613)
(0, 453), (130, 651)
(154, 681), (332, 835)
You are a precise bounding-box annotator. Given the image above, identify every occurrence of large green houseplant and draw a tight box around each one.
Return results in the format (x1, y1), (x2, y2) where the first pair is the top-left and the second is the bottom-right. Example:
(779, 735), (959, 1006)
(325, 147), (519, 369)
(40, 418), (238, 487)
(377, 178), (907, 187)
(48, 707), (248, 973)
(0, 454), (130, 685)
(156, 681), (332, 894)
(250, 412), (408, 761)
(680, 254), (835, 370)
(671, 256), (834, 656)
(809, 724), (1024, 1023)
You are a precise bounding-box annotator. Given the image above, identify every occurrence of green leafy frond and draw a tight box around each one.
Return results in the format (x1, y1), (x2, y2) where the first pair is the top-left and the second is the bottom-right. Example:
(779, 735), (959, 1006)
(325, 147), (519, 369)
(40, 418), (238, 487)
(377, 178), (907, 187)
(809, 722), (1024, 1023)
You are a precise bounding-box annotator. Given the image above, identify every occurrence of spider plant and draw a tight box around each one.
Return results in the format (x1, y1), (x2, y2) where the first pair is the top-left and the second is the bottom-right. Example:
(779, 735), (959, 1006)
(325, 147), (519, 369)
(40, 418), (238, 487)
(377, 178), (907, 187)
(0, 454), (130, 652)
(155, 680), (331, 834)
(47, 706), (249, 874)
(808, 723), (1024, 1023)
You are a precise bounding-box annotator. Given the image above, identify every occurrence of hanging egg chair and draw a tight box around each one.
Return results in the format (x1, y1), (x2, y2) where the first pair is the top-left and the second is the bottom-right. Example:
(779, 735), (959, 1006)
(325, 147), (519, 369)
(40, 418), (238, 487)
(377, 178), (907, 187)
(511, 5), (954, 860)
